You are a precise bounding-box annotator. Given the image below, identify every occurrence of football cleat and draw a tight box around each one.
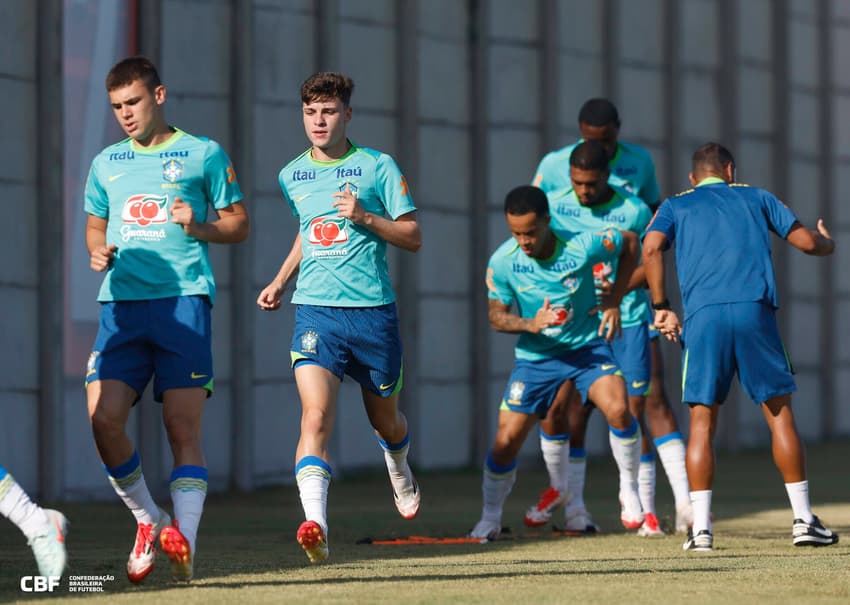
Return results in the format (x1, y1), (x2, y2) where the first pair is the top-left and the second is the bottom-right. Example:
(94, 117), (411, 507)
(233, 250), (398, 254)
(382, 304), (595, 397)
(619, 492), (644, 530)
(127, 508), (170, 583)
(159, 520), (193, 581)
(297, 520), (329, 563)
(468, 519), (502, 541)
(29, 509), (69, 578)
(524, 487), (567, 527)
(564, 506), (600, 534)
(637, 512), (665, 537)
(792, 515), (839, 547)
(682, 528), (713, 551)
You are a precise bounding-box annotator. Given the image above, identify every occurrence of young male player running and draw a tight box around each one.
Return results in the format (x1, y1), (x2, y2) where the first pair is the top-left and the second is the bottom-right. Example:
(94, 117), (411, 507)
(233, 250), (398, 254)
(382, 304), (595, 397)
(84, 56), (248, 582)
(0, 465), (68, 577)
(530, 99), (690, 534)
(257, 72), (421, 563)
(644, 142), (838, 551)
(526, 141), (677, 537)
(469, 185), (643, 540)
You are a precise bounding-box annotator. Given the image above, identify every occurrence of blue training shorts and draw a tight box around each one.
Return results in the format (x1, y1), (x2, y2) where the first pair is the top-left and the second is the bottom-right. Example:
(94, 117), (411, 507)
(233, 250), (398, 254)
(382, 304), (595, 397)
(86, 295), (213, 402)
(681, 302), (796, 405)
(610, 323), (651, 396)
(291, 303), (403, 397)
(500, 339), (622, 417)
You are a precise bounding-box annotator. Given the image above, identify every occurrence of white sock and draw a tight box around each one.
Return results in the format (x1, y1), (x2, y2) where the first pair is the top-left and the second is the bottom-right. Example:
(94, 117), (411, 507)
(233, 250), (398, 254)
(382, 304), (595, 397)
(785, 480), (814, 523)
(481, 455), (517, 524)
(0, 472), (49, 540)
(296, 456), (332, 536)
(609, 419), (641, 505)
(655, 433), (691, 510)
(639, 455), (656, 515)
(379, 435), (414, 487)
(105, 452), (159, 525)
(540, 431), (569, 493)
(690, 490), (712, 533)
(565, 449), (587, 515)
(170, 466), (208, 554)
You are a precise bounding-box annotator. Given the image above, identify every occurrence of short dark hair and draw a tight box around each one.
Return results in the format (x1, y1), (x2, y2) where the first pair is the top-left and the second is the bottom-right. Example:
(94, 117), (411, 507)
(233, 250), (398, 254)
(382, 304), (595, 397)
(578, 98), (620, 128)
(692, 142), (735, 175)
(569, 141), (610, 171)
(301, 72), (355, 106)
(105, 56), (161, 92)
(504, 185), (549, 218)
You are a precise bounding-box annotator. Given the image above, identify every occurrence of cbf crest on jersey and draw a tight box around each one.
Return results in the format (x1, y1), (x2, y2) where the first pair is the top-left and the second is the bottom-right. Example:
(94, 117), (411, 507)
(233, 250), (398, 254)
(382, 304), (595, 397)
(162, 159), (184, 183)
(338, 181), (359, 197)
(561, 275), (579, 295)
(508, 381), (525, 404)
(301, 330), (318, 354)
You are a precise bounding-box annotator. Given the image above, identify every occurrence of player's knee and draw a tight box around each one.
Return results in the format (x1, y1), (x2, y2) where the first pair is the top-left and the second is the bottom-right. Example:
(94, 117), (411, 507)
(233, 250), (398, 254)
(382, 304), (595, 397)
(300, 407), (332, 437)
(163, 416), (201, 448)
(89, 407), (125, 438)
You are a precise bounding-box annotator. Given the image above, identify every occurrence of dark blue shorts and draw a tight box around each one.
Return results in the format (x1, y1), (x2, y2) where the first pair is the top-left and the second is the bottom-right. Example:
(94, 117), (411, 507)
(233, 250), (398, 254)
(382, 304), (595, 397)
(501, 339), (622, 417)
(681, 302), (796, 405)
(86, 295), (213, 402)
(610, 323), (651, 396)
(291, 303), (403, 397)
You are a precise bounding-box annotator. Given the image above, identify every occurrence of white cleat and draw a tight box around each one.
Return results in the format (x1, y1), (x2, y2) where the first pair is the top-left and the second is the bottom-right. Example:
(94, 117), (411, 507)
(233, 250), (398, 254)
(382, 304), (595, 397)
(675, 502), (694, 534)
(127, 508), (171, 584)
(387, 459), (420, 520)
(564, 506), (601, 534)
(637, 512), (666, 537)
(29, 509), (69, 578)
(468, 519), (501, 541)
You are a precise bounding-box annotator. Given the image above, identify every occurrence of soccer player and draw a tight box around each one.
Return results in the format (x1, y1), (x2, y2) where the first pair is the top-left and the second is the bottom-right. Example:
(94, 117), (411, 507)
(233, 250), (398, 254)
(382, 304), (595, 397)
(0, 465), (68, 577)
(643, 142), (838, 551)
(469, 185), (644, 540)
(530, 99), (691, 535)
(257, 72), (421, 564)
(84, 56), (249, 582)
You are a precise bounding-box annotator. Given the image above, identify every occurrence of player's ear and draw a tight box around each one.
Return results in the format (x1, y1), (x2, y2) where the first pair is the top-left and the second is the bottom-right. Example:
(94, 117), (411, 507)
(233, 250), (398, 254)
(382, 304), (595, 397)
(154, 84), (167, 106)
(344, 105), (352, 122)
(688, 171), (697, 187)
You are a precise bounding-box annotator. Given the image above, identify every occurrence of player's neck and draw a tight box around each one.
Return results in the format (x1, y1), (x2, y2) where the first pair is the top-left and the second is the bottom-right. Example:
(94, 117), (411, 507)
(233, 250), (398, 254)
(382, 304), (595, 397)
(534, 232), (558, 261)
(311, 139), (352, 162)
(133, 124), (176, 149)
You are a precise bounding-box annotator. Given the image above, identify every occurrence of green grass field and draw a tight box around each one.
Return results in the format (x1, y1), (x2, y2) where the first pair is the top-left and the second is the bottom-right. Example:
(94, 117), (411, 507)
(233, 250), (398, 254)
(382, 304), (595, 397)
(2, 441), (849, 604)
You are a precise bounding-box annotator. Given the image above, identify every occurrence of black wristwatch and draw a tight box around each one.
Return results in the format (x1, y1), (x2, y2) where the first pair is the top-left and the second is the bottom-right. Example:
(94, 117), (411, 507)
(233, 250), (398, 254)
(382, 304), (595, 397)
(651, 299), (672, 311)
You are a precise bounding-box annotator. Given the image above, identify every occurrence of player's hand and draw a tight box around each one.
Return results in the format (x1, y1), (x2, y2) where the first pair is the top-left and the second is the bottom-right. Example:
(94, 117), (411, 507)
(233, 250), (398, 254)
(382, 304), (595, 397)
(332, 184), (366, 224)
(817, 218), (832, 240)
(531, 297), (560, 333)
(90, 243), (117, 272)
(170, 197), (197, 235)
(595, 277), (613, 299)
(598, 306), (622, 341)
(653, 309), (682, 343)
(257, 281), (284, 311)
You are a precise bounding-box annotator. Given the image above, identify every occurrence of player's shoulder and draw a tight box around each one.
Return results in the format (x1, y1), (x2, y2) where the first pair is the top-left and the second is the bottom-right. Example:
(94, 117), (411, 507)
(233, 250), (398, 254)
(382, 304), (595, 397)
(93, 137), (132, 162)
(611, 184), (644, 207)
(352, 144), (398, 170)
(546, 185), (575, 203)
(489, 237), (521, 265)
(618, 140), (653, 161)
(542, 142), (577, 165)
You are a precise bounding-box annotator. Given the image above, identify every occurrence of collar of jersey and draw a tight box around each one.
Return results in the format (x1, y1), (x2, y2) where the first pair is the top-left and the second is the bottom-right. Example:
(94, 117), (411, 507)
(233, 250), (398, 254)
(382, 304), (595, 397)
(129, 127), (185, 153)
(695, 176), (726, 187)
(307, 140), (358, 166)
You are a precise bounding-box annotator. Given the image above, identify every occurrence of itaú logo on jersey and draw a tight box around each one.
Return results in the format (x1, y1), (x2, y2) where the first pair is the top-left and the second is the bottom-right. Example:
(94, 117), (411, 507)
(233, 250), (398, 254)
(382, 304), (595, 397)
(121, 194), (168, 226)
(309, 217), (348, 247)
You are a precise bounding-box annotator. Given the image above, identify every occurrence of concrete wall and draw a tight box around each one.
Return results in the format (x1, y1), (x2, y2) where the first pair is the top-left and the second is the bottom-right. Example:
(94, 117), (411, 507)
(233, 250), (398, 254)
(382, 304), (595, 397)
(3, 0), (849, 498)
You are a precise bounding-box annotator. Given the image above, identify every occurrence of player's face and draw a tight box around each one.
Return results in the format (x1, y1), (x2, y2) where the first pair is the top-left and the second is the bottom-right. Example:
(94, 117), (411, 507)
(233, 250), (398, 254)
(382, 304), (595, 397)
(570, 166), (610, 206)
(303, 98), (352, 155)
(108, 79), (166, 143)
(579, 122), (619, 160)
(506, 211), (551, 258)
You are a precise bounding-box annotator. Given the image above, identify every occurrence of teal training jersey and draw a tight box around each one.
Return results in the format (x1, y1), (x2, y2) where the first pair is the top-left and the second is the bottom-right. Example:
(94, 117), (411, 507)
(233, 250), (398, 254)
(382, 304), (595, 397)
(84, 128), (243, 305)
(280, 142), (416, 307)
(547, 185), (652, 327)
(533, 141), (660, 208)
(487, 228), (623, 360)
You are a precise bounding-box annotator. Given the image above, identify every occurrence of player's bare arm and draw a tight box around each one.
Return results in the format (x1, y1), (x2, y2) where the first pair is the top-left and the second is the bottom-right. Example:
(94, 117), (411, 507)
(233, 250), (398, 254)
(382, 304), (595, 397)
(641, 229), (682, 341)
(488, 297), (559, 334)
(785, 219), (835, 256)
(171, 199), (249, 243)
(332, 186), (421, 252)
(85, 214), (117, 272)
(595, 230), (637, 340)
(257, 234), (303, 311)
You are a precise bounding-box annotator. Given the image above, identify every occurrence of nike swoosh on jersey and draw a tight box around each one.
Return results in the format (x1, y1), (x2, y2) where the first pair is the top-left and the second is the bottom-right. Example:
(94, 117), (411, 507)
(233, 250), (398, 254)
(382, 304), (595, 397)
(293, 193), (311, 202)
(601, 364), (617, 370)
(191, 372), (208, 379)
(108, 173), (127, 182)
(517, 285), (535, 293)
